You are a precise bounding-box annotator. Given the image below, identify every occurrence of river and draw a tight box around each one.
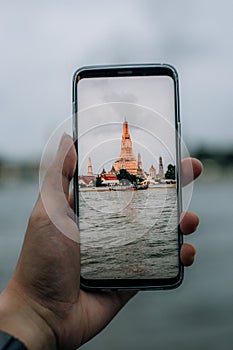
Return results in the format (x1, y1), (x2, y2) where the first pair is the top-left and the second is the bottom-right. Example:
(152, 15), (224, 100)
(80, 187), (179, 280)
(0, 180), (233, 349)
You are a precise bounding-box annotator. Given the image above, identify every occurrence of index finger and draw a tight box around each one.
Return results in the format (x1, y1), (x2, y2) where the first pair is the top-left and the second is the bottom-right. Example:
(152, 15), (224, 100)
(181, 158), (203, 187)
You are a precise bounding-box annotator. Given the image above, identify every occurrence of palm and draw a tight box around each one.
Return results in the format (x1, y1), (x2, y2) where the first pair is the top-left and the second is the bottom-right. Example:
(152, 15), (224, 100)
(14, 191), (131, 349)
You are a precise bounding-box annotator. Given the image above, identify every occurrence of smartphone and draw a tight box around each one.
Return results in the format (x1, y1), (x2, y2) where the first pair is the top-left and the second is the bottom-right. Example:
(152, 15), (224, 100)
(73, 64), (182, 290)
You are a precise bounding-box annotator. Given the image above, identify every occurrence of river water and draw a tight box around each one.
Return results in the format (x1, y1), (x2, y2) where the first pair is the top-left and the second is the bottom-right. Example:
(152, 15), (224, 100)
(0, 180), (233, 349)
(80, 187), (179, 279)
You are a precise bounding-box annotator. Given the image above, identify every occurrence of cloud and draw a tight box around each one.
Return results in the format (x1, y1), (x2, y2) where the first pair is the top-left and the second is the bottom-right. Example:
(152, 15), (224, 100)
(1, 0), (233, 159)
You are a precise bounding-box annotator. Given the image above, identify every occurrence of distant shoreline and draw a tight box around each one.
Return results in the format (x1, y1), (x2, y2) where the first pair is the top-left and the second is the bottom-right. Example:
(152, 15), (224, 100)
(79, 184), (176, 192)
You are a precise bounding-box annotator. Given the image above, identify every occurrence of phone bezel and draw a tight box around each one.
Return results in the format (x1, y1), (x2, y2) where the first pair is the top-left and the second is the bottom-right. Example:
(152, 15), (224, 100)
(73, 64), (183, 291)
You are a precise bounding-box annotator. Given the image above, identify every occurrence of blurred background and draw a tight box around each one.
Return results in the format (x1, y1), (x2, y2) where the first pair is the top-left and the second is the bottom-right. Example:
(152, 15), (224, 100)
(0, 1), (233, 349)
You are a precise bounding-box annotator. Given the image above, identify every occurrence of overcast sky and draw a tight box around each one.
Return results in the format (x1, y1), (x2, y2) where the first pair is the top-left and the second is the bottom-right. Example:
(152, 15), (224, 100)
(78, 76), (176, 174)
(1, 0), (233, 160)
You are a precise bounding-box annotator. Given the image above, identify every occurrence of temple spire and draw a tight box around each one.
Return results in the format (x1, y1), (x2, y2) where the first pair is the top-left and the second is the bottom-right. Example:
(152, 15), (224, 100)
(123, 119), (129, 138)
(87, 157), (93, 176)
(158, 156), (164, 179)
(114, 119), (137, 175)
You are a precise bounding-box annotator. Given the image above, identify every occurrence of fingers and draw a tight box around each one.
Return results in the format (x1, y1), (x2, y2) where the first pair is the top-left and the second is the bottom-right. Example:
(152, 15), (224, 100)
(181, 158), (203, 187)
(180, 158), (202, 265)
(180, 211), (199, 235)
(180, 211), (199, 266)
(180, 244), (196, 266)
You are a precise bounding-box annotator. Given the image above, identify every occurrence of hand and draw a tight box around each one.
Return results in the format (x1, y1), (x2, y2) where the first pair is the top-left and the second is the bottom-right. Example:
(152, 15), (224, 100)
(0, 135), (202, 350)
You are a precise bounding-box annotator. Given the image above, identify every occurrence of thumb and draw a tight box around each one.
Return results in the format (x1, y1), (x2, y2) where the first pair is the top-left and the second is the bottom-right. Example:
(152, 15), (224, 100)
(51, 134), (77, 199)
(39, 134), (77, 218)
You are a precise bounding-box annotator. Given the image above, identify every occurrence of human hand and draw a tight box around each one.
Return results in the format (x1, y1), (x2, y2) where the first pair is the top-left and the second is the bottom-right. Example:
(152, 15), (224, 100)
(0, 135), (202, 350)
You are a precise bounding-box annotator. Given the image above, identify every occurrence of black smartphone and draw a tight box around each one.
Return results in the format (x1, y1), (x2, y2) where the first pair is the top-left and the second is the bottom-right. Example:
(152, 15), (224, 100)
(73, 64), (182, 290)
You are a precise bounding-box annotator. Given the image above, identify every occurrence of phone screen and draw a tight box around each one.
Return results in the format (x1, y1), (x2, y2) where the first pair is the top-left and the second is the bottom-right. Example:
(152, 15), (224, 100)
(73, 65), (182, 289)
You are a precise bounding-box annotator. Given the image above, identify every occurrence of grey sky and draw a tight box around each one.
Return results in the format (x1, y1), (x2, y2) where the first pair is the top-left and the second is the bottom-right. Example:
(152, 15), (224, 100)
(77, 76), (176, 174)
(1, 0), (233, 160)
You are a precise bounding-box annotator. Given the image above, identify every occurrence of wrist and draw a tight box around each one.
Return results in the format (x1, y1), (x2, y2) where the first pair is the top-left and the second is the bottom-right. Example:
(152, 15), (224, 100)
(0, 284), (57, 350)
